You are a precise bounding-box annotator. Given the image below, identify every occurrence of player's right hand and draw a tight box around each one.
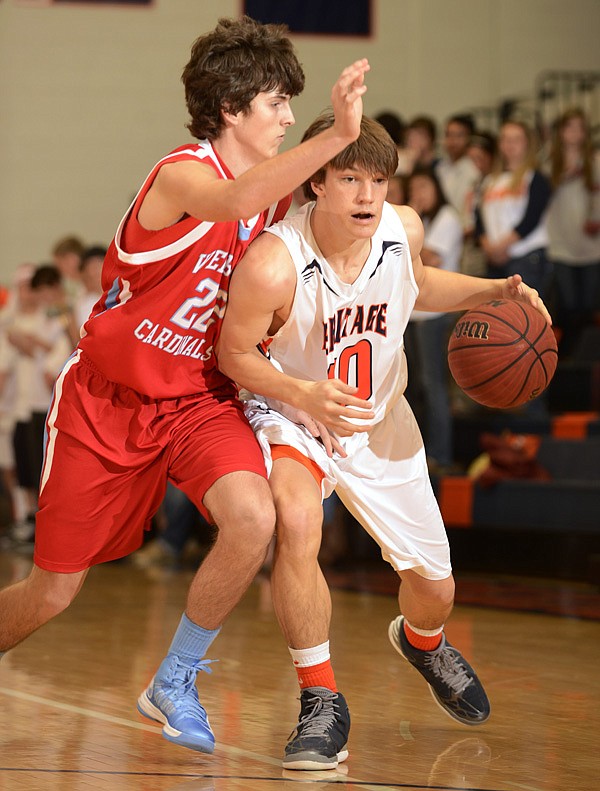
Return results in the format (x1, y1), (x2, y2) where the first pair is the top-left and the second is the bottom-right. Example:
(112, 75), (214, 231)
(330, 59), (370, 143)
(503, 274), (552, 325)
(298, 378), (374, 437)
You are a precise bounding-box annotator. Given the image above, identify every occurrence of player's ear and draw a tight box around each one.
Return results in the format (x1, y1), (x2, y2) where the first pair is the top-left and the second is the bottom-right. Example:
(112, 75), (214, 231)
(311, 180), (326, 198)
(221, 103), (239, 128)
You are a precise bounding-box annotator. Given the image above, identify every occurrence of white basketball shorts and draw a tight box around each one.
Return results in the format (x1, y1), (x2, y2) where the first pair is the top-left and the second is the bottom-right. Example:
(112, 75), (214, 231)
(244, 396), (451, 580)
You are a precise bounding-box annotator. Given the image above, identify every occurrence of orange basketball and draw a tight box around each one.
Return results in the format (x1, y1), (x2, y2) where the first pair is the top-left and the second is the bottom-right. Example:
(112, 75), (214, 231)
(447, 300), (558, 409)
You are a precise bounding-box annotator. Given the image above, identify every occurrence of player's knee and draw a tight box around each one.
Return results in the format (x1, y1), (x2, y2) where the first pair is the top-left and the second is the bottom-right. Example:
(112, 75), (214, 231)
(421, 576), (455, 609)
(275, 500), (323, 558)
(225, 497), (276, 550)
(404, 571), (455, 609)
(35, 575), (83, 620)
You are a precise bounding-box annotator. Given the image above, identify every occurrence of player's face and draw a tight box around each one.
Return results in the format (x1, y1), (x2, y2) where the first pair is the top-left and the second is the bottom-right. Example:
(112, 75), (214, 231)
(313, 167), (389, 238)
(232, 90), (295, 163)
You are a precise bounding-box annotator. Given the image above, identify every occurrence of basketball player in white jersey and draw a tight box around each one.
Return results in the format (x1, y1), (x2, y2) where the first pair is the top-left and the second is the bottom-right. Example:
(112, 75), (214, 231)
(217, 113), (551, 770)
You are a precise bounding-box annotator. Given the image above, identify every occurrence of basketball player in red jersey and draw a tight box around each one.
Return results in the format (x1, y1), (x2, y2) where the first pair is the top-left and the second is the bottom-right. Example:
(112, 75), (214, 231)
(0, 17), (372, 754)
(217, 114), (552, 769)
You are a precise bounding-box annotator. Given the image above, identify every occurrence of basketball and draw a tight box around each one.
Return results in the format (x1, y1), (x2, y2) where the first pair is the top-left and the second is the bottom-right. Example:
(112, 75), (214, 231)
(447, 300), (558, 409)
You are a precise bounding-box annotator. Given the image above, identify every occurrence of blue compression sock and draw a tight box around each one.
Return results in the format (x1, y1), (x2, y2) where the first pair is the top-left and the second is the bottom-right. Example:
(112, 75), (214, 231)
(165, 613), (220, 663)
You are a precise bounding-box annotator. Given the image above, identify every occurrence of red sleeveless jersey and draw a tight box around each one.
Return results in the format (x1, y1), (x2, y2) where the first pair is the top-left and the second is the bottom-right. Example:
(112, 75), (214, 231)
(78, 141), (291, 398)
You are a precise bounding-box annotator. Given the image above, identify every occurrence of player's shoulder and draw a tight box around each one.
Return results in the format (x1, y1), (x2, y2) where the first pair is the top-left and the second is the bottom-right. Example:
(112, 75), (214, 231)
(268, 203), (312, 235)
(237, 231), (296, 301)
(243, 227), (295, 273)
(386, 203), (424, 256)
(156, 141), (222, 180)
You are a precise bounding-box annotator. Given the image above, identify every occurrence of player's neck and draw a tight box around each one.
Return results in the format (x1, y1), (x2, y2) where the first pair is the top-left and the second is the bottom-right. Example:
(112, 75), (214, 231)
(311, 210), (372, 283)
(212, 136), (263, 179)
(315, 230), (372, 284)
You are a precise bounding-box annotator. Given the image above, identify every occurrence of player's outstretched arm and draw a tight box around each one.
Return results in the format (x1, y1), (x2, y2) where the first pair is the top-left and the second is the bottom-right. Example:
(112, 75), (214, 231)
(400, 206), (552, 326)
(217, 234), (374, 436)
(416, 266), (552, 326)
(147, 60), (370, 227)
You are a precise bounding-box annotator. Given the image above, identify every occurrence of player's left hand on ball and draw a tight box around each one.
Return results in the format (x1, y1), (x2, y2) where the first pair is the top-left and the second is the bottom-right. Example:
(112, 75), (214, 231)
(503, 274), (552, 325)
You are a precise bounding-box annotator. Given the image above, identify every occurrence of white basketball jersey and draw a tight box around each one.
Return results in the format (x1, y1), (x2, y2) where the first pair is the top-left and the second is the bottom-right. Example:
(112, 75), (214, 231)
(264, 202), (419, 426)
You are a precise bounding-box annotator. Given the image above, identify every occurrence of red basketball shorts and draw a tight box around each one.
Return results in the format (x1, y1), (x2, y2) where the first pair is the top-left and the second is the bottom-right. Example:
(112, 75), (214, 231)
(34, 351), (267, 572)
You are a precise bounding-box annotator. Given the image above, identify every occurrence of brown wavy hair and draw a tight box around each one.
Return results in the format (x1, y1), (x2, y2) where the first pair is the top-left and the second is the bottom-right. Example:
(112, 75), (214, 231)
(182, 16), (305, 141)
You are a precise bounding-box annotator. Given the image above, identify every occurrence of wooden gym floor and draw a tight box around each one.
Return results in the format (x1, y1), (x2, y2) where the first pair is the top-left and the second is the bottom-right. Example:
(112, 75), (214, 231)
(0, 551), (598, 791)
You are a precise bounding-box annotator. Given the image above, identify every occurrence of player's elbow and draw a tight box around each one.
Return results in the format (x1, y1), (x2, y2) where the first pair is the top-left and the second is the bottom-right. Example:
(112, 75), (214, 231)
(215, 346), (240, 382)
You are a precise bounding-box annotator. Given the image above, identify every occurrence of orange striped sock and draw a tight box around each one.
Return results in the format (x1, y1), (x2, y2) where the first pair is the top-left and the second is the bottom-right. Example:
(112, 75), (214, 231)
(404, 620), (443, 651)
(295, 659), (338, 692)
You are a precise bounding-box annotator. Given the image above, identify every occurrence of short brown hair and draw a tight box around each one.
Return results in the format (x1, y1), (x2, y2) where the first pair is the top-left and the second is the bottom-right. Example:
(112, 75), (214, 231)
(182, 16), (305, 141)
(301, 113), (399, 200)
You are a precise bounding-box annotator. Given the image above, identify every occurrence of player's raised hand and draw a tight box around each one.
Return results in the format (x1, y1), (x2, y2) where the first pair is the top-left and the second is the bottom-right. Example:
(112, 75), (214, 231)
(502, 274), (552, 325)
(298, 378), (375, 437)
(330, 59), (370, 143)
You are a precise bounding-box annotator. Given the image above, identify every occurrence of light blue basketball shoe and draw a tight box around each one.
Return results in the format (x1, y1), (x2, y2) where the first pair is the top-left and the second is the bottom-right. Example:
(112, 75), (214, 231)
(137, 654), (215, 753)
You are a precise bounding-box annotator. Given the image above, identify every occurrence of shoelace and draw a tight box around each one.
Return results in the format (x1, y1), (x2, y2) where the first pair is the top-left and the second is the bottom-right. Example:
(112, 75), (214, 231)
(159, 658), (214, 702)
(294, 692), (338, 738)
(425, 648), (472, 695)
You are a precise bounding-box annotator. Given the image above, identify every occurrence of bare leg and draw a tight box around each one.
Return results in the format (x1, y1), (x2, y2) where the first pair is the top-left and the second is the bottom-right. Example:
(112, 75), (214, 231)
(390, 569), (490, 725)
(269, 460), (351, 771)
(398, 568), (455, 629)
(185, 471), (276, 629)
(0, 565), (88, 651)
(269, 459), (329, 649)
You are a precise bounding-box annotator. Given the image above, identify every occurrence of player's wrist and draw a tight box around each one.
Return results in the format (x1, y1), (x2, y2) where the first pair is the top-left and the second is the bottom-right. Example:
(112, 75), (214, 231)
(318, 124), (358, 153)
(290, 378), (313, 412)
